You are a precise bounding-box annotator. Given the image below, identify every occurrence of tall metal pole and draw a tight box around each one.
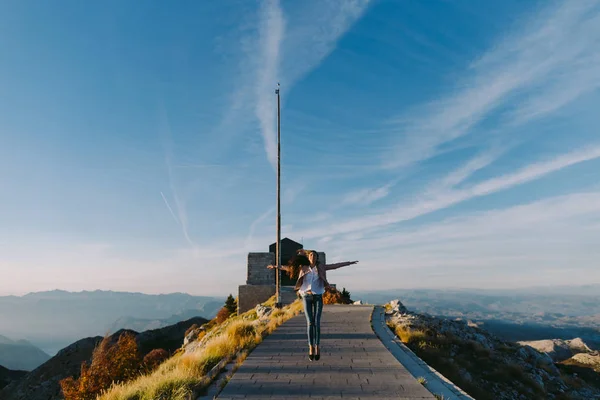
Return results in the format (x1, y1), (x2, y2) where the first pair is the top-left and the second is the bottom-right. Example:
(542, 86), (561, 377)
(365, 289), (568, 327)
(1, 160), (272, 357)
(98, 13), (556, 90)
(275, 83), (282, 309)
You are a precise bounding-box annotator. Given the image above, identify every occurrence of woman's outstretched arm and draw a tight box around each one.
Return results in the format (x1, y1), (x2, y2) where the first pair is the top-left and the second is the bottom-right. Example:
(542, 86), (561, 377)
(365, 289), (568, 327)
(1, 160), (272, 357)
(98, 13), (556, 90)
(324, 261), (358, 271)
(266, 264), (292, 272)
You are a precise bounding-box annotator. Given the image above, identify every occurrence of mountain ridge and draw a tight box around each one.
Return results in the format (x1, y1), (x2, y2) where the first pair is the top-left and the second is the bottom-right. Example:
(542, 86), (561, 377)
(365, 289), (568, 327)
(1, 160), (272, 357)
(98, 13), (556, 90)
(0, 290), (224, 356)
(0, 335), (51, 371)
(0, 316), (208, 400)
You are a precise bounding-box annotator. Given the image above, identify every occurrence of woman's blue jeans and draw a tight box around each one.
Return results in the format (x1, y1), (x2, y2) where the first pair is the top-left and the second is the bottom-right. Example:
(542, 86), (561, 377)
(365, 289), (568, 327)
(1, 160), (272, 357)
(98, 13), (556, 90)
(302, 293), (323, 346)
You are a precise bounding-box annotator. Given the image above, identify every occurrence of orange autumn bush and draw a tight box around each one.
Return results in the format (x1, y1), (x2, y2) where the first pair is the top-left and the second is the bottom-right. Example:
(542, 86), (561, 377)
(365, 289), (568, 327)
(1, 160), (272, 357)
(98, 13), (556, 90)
(215, 306), (233, 324)
(60, 331), (168, 400)
(142, 348), (170, 373)
(323, 286), (352, 305)
(214, 293), (238, 324)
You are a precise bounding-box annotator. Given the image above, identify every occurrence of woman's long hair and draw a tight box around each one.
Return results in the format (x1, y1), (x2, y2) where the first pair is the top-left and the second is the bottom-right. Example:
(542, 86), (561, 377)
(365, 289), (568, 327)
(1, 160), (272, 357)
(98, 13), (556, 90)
(285, 250), (318, 280)
(286, 253), (310, 280)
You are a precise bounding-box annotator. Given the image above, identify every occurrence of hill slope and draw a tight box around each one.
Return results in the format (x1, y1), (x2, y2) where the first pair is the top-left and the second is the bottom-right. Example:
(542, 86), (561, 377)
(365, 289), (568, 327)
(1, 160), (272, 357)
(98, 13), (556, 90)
(0, 316), (207, 400)
(0, 335), (51, 371)
(0, 366), (28, 391)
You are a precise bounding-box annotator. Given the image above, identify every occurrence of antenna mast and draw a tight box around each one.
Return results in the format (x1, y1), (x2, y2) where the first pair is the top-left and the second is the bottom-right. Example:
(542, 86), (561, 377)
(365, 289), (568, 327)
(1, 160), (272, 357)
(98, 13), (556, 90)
(275, 82), (282, 309)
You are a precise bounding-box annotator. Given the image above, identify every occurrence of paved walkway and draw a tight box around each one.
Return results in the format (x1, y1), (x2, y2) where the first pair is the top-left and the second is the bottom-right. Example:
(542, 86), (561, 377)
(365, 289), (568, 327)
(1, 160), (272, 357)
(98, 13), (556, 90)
(217, 305), (435, 399)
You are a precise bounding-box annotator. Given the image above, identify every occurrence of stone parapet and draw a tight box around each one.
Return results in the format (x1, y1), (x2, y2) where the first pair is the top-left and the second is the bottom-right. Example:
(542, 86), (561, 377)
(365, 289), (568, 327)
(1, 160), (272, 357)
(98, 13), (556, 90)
(238, 284), (276, 314)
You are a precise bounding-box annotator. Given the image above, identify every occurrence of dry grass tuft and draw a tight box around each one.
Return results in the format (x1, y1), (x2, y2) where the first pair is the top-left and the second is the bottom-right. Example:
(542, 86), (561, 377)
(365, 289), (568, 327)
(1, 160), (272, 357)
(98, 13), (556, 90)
(394, 325), (428, 345)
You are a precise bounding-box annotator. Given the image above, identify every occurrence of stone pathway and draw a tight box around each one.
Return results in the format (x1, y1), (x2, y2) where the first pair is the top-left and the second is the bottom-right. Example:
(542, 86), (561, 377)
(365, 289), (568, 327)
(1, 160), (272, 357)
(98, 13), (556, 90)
(216, 305), (435, 399)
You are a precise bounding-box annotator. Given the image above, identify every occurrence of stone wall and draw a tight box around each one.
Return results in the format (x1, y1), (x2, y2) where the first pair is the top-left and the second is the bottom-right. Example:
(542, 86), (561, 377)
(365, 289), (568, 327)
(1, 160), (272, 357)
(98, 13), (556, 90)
(247, 252), (275, 285)
(237, 284), (276, 314)
(317, 252), (326, 266)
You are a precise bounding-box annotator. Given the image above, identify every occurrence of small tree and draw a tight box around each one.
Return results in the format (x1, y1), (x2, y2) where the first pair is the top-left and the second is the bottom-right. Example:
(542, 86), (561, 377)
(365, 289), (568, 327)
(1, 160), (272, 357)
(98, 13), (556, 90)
(142, 348), (169, 372)
(323, 287), (343, 305)
(59, 332), (142, 400)
(323, 287), (354, 305)
(215, 307), (232, 324)
(341, 288), (352, 304)
(224, 294), (237, 315)
(214, 294), (238, 324)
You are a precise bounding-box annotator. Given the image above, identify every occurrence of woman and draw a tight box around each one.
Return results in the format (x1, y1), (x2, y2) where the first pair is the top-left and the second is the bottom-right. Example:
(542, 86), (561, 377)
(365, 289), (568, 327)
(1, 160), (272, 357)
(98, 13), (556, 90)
(268, 249), (358, 361)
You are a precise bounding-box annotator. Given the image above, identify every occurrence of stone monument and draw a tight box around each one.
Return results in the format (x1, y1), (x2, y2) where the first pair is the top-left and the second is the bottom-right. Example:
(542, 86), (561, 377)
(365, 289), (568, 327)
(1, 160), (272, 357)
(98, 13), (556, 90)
(237, 237), (326, 313)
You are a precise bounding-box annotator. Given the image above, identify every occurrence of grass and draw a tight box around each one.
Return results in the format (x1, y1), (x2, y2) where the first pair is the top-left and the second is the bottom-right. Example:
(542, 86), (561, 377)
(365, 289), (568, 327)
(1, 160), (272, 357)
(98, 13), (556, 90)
(393, 325), (428, 345)
(97, 296), (303, 400)
(417, 376), (427, 385)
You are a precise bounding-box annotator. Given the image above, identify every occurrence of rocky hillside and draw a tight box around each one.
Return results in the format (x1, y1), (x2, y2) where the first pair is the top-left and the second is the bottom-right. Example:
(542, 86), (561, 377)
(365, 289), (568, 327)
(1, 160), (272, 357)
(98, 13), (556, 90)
(385, 299), (600, 400)
(518, 338), (600, 374)
(355, 287), (600, 350)
(0, 317), (207, 400)
(0, 366), (27, 391)
(518, 338), (593, 362)
(0, 335), (51, 371)
(562, 353), (600, 373)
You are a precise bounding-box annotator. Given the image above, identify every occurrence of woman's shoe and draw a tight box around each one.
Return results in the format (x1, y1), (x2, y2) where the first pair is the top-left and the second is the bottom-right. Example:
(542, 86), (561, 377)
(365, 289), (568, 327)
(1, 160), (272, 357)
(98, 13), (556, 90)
(308, 353), (314, 361)
(315, 346), (320, 361)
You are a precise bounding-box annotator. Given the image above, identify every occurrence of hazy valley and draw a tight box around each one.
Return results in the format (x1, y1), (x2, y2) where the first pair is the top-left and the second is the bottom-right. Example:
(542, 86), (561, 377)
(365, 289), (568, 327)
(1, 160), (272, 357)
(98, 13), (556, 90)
(0, 290), (224, 359)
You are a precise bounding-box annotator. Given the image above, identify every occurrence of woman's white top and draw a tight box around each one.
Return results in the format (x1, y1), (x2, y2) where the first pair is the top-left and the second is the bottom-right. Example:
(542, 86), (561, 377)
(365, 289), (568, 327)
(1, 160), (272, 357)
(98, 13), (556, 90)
(299, 266), (325, 295)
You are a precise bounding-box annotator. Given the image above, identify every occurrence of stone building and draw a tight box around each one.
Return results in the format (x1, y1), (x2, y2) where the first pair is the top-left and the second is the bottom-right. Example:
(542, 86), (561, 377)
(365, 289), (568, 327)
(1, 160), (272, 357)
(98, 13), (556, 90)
(237, 238), (326, 313)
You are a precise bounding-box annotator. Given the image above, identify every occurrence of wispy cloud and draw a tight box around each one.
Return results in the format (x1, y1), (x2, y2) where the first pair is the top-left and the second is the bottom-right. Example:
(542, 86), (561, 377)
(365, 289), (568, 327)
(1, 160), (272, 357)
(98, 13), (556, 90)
(245, 207), (275, 250)
(437, 150), (503, 190)
(325, 191), (600, 289)
(342, 180), (397, 206)
(283, 181), (307, 204)
(280, 0), (372, 84)
(382, 0), (600, 169)
(334, 191), (600, 254)
(251, 0), (372, 169)
(166, 158), (196, 249)
(468, 145), (600, 196)
(295, 144), (600, 239)
(158, 103), (196, 249)
(255, 0), (285, 169)
(160, 191), (180, 225)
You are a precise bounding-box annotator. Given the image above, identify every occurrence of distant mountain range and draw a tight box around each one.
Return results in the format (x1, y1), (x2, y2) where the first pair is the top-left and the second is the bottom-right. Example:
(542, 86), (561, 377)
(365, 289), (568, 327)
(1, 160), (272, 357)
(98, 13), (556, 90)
(0, 290), (224, 357)
(0, 316), (208, 400)
(0, 335), (51, 371)
(107, 308), (217, 333)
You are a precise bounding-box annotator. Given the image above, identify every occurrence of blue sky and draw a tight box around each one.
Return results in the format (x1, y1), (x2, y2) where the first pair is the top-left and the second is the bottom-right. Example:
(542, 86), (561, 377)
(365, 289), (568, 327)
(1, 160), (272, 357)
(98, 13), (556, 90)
(1, 0), (600, 297)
